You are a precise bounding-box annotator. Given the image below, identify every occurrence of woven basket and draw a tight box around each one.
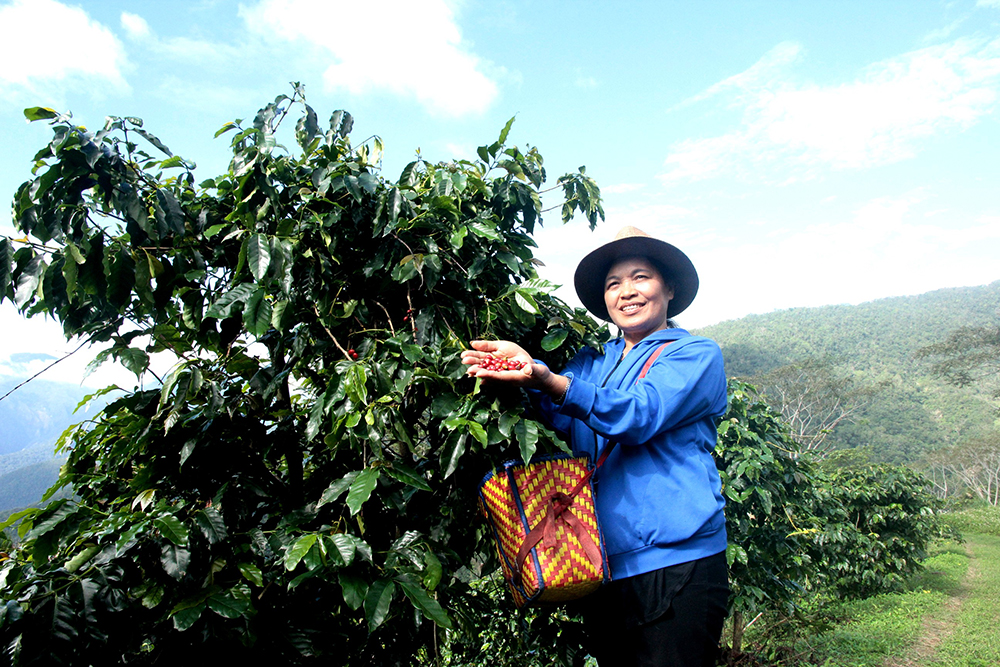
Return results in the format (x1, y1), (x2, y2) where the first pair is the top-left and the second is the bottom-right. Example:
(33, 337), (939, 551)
(479, 453), (608, 607)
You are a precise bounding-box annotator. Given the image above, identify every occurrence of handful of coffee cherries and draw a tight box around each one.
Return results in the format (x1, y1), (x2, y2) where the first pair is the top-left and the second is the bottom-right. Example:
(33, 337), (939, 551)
(478, 354), (525, 372)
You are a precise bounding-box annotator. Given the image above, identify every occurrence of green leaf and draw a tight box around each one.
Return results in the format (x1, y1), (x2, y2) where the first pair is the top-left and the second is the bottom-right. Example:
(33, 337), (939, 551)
(449, 225), (468, 249)
(541, 329), (569, 351)
(155, 189), (185, 235)
(319, 472), (359, 507)
(423, 550), (443, 591)
(382, 463), (431, 492)
(214, 121), (238, 138)
(14, 255), (44, 307)
(171, 603), (204, 631)
(118, 347), (149, 378)
(399, 580), (453, 629)
(207, 588), (251, 619)
(206, 282), (255, 319)
(204, 223), (227, 238)
(387, 187), (403, 223)
(242, 288), (272, 337)
(514, 289), (540, 315)
(442, 433), (467, 479)
(468, 221), (501, 241)
(161, 544), (191, 580)
(325, 534), (357, 566)
(154, 514), (189, 546)
(401, 344), (424, 364)
(347, 468), (380, 516)
(23, 106), (58, 121)
(295, 104), (320, 149)
(345, 363), (368, 404)
(246, 233), (271, 281)
(0, 238), (13, 297)
(340, 573), (367, 610)
(498, 412), (520, 438)
(195, 508), (228, 544)
(467, 421), (488, 446)
(284, 534), (318, 571)
(498, 116), (515, 144)
(134, 127), (173, 156)
(364, 579), (395, 633)
(514, 419), (539, 464)
(239, 562), (263, 587)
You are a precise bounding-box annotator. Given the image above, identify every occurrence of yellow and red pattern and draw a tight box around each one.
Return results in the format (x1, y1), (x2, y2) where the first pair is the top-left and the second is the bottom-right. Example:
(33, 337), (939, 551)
(479, 455), (607, 607)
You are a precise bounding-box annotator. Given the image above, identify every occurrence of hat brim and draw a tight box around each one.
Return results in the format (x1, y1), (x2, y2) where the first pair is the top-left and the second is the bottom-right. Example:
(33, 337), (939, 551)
(573, 236), (699, 321)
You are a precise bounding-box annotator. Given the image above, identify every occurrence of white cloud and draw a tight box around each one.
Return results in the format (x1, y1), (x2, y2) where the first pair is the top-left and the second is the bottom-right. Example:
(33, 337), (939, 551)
(120, 11), (151, 39)
(977, 0), (1000, 7)
(602, 182), (646, 195)
(240, 0), (500, 117)
(662, 37), (1000, 183)
(0, 0), (129, 100)
(575, 68), (598, 88)
(684, 192), (1000, 327)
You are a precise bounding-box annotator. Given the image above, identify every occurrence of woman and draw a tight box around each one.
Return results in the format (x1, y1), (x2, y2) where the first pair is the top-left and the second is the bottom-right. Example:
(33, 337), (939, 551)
(462, 226), (729, 666)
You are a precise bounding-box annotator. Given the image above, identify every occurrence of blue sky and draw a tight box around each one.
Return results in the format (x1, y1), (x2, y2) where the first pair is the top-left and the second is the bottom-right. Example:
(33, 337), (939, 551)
(2, 0), (1000, 387)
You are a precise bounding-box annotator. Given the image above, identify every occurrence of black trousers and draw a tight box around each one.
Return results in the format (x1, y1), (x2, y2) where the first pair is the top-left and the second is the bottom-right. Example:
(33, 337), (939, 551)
(576, 551), (730, 667)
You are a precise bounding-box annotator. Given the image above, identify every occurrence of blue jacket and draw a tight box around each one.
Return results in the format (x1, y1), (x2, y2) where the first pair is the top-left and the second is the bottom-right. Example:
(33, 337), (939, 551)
(531, 328), (728, 579)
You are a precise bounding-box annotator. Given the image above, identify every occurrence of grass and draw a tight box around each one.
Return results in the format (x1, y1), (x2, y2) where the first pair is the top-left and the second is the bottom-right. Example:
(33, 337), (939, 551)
(924, 533), (1000, 667)
(801, 544), (968, 667)
(940, 506), (1000, 538)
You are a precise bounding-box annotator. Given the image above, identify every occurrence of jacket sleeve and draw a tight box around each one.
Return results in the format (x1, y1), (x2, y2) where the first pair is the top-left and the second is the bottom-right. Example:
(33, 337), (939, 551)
(556, 338), (727, 446)
(525, 347), (598, 438)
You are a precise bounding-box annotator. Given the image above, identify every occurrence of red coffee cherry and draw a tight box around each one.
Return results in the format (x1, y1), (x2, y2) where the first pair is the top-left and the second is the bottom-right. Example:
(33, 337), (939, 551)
(348, 349), (359, 360)
(481, 354), (524, 371)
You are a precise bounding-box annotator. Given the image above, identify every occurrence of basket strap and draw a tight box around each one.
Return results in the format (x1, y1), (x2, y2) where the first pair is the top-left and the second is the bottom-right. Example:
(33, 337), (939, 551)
(513, 491), (603, 587)
(591, 340), (672, 471)
(511, 341), (673, 586)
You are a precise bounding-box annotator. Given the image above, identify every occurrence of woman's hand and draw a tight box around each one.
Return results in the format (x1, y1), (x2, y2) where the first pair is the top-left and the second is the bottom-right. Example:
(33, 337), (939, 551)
(462, 340), (568, 400)
(461, 340), (534, 382)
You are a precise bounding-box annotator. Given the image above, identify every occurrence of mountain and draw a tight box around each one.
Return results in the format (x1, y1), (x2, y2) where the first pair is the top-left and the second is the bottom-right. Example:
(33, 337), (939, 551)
(0, 379), (108, 517)
(0, 378), (97, 456)
(694, 281), (1000, 464)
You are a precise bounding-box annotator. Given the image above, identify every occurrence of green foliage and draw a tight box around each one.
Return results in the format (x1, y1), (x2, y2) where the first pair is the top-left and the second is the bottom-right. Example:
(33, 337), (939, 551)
(0, 88), (606, 664)
(696, 283), (1000, 465)
(917, 322), (1000, 391)
(941, 505), (1000, 537)
(715, 381), (820, 622)
(716, 380), (955, 657)
(808, 461), (955, 599)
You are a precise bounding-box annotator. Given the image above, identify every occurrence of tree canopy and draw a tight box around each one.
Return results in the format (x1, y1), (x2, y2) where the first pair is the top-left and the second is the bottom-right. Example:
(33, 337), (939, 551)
(0, 87), (606, 664)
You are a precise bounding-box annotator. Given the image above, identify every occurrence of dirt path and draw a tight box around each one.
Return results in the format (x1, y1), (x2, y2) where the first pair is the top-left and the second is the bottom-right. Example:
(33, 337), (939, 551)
(883, 543), (979, 667)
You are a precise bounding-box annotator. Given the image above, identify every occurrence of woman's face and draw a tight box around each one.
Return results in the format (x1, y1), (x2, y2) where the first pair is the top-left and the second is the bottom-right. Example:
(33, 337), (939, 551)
(603, 257), (673, 345)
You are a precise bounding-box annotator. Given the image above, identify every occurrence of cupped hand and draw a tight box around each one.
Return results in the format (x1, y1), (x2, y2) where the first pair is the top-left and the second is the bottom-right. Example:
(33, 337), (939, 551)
(461, 340), (547, 388)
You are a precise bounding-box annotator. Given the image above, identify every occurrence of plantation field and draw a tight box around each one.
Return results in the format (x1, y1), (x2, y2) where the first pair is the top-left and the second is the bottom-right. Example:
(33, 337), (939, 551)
(806, 532), (1000, 667)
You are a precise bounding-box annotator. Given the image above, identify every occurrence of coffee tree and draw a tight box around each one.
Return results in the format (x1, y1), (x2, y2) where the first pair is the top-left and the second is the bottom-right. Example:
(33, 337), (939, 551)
(0, 86), (606, 664)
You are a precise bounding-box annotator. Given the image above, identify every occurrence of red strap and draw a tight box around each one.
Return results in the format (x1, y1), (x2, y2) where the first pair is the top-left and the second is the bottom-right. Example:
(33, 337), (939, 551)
(512, 490), (603, 588)
(512, 341), (673, 588)
(593, 341), (672, 470)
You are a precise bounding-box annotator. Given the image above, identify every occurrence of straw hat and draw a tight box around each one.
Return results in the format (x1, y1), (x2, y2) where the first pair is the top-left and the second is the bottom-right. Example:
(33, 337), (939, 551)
(573, 226), (699, 321)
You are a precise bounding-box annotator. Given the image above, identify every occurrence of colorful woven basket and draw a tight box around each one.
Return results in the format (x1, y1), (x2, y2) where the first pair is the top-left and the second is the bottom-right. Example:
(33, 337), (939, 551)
(478, 453), (608, 607)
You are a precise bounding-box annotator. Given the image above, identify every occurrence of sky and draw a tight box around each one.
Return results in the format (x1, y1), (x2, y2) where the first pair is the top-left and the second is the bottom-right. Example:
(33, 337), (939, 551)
(2, 0), (1000, 388)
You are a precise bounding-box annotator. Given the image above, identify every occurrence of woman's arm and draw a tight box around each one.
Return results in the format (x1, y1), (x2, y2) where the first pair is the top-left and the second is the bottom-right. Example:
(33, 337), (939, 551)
(557, 338), (726, 446)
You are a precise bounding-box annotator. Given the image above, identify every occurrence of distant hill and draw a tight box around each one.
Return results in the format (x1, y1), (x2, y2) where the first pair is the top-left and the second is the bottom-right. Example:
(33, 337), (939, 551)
(0, 378), (95, 456)
(0, 378), (110, 516)
(0, 458), (65, 513)
(695, 281), (1000, 464)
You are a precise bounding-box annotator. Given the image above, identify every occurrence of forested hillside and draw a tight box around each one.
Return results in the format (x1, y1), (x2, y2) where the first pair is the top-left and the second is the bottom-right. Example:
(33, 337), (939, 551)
(695, 280), (1000, 464)
(0, 378), (92, 456)
(0, 381), (106, 518)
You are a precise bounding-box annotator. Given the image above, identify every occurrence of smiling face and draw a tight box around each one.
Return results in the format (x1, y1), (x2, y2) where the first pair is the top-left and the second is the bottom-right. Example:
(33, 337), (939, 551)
(603, 256), (674, 349)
